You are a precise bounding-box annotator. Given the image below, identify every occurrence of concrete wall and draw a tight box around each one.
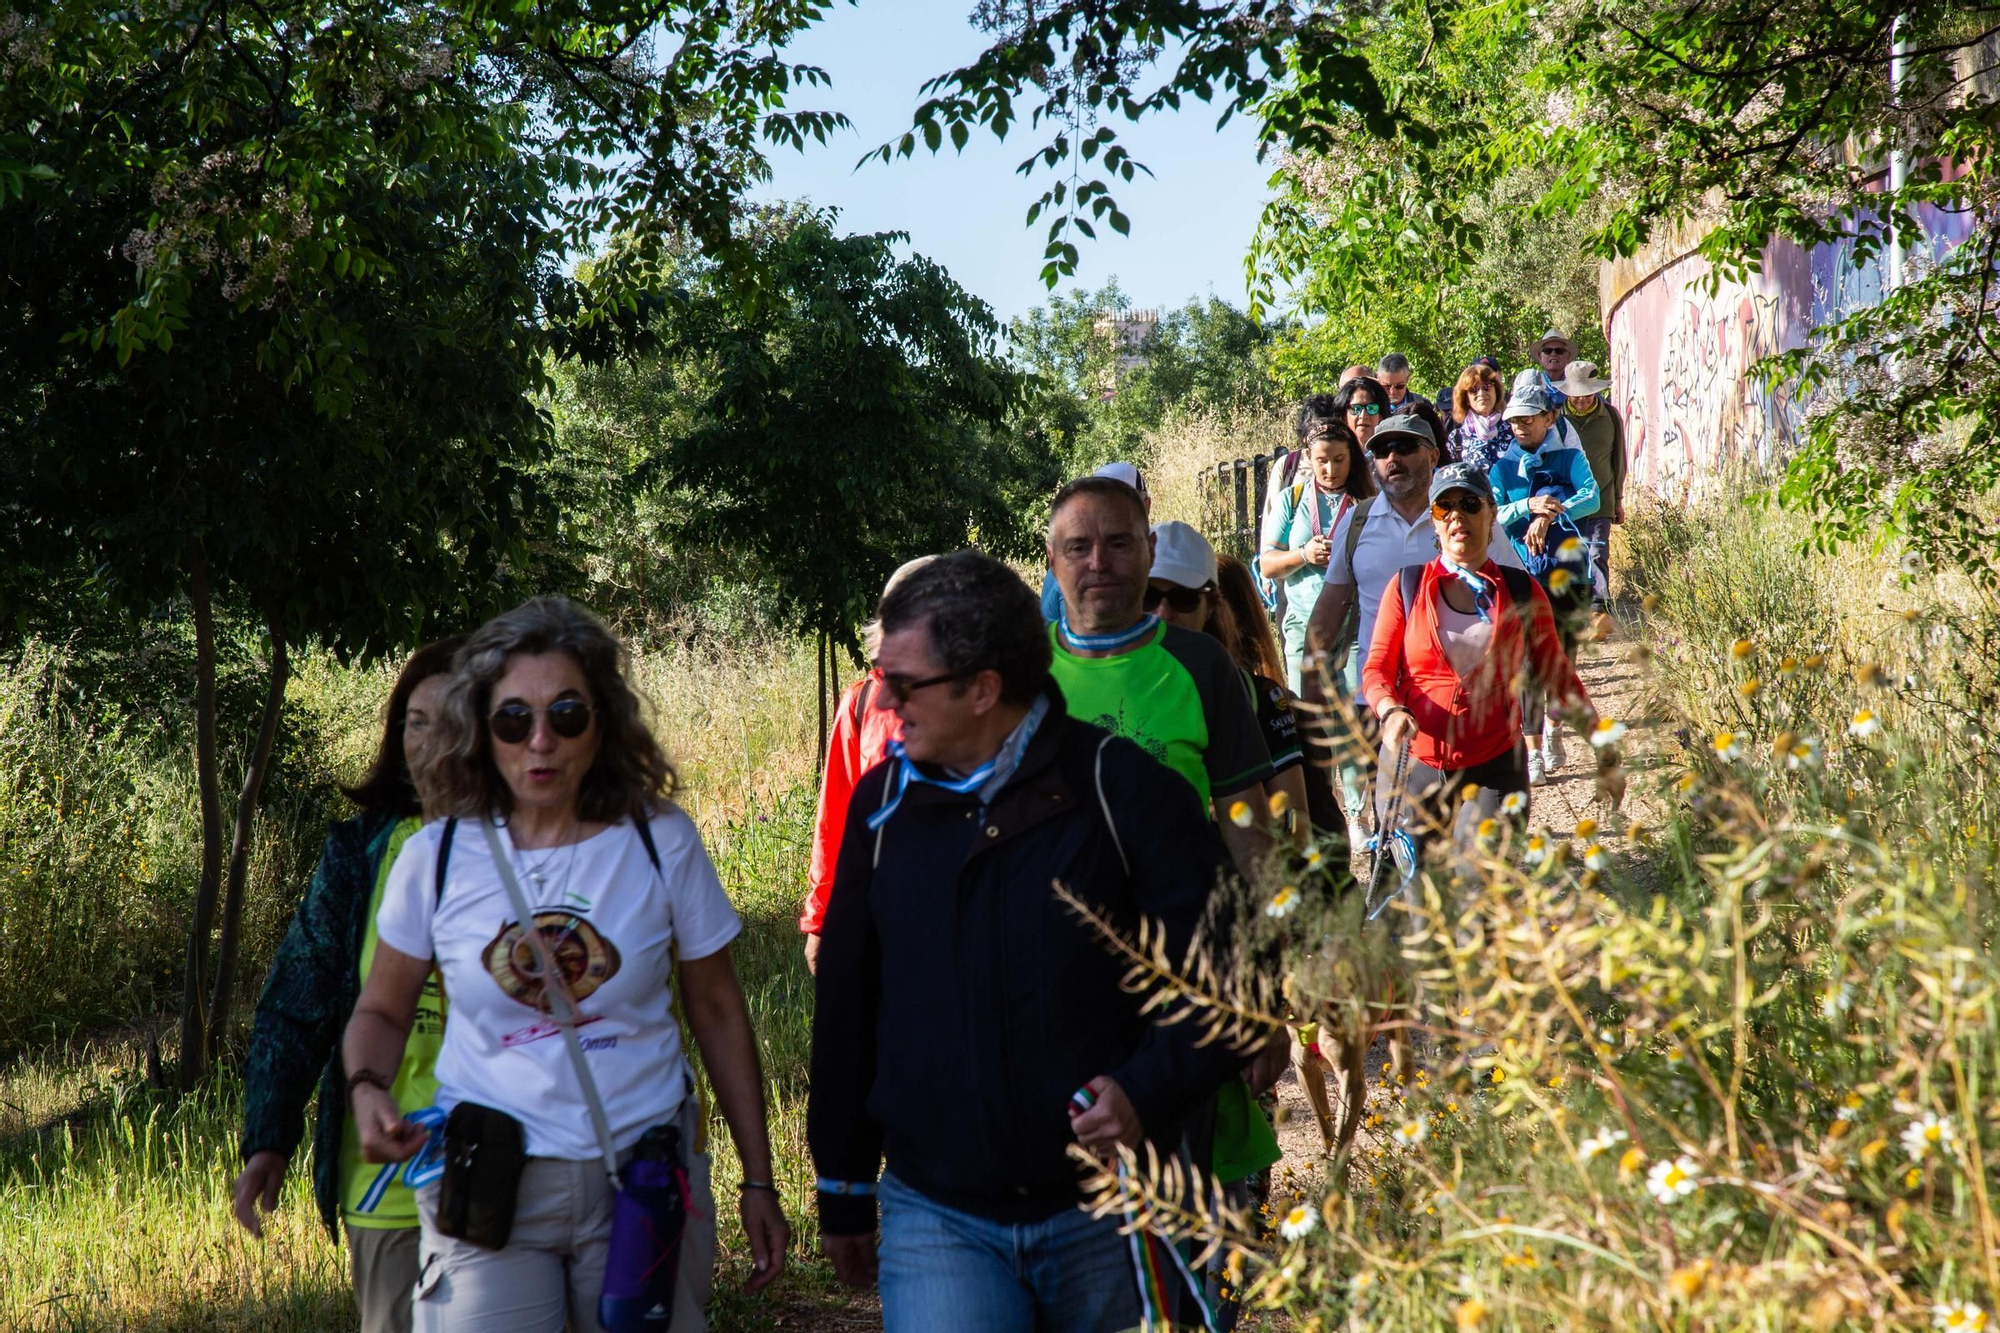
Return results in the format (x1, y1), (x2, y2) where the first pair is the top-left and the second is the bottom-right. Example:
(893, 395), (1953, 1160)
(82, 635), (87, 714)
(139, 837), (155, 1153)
(1599, 183), (1976, 502)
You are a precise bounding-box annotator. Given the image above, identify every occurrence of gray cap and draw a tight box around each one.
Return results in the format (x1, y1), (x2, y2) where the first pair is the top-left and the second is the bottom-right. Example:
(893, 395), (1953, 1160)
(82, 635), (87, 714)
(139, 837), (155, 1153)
(1502, 384), (1554, 420)
(1369, 413), (1436, 448)
(1428, 462), (1496, 507)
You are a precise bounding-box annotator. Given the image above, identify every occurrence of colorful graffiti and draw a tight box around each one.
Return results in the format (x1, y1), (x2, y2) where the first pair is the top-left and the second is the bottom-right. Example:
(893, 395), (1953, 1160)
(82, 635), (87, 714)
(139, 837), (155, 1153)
(1605, 189), (1975, 501)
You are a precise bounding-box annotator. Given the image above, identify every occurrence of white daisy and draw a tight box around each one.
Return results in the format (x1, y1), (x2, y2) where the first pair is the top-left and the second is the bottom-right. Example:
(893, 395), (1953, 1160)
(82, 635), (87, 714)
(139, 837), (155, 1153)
(1502, 791), (1527, 815)
(1522, 835), (1548, 867)
(1645, 1155), (1700, 1204)
(1901, 550), (1926, 578)
(1934, 1301), (1988, 1331)
(1901, 1111), (1957, 1162)
(1265, 886), (1301, 919)
(1303, 846), (1325, 871)
(1849, 709), (1882, 738)
(1555, 535), (1585, 563)
(1821, 983), (1853, 1019)
(1712, 731), (1743, 761)
(1278, 1202), (1318, 1241)
(1228, 800), (1254, 828)
(1777, 656), (1800, 680)
(1548, 568), (1575, 594)
(1583, 844), (1608, 871)
(1788, 737), (1822, 770)
(1394, 1116), (1429, 1146)
(1589, 718), (1627, 747)
(1576, 1126), (1629, 1162)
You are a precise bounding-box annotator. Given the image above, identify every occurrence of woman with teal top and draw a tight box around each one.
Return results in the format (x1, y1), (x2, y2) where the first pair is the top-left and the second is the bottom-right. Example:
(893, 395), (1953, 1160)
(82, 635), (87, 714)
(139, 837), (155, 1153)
(232, 636), (463, 1333)
(1258, 413), (1376, 693)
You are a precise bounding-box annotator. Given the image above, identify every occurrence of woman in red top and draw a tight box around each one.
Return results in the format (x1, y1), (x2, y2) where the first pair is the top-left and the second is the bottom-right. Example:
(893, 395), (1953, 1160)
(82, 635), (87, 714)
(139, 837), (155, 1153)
(1361, 463), (1618, 847)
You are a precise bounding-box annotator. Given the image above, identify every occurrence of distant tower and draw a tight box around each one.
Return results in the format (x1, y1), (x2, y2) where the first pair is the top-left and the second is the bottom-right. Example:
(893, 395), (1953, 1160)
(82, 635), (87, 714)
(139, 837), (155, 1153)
(1091, 308), (1159, 398)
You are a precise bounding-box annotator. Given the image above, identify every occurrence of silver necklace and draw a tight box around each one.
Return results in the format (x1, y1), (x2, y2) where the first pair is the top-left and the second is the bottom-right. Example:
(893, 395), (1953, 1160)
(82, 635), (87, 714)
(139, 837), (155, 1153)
(510, 824), (580, 897)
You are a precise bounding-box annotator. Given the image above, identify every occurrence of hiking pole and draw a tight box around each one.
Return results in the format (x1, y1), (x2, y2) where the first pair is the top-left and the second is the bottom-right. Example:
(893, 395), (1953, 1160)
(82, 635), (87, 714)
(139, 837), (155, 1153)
(1363, 735), (1414, 922)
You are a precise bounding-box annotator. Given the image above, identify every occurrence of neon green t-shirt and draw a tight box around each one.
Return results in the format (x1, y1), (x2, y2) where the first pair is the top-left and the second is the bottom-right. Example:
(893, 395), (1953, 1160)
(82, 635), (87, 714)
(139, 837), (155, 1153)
(339, 817), (447, 1229)
(1048, 621), (1272, 808)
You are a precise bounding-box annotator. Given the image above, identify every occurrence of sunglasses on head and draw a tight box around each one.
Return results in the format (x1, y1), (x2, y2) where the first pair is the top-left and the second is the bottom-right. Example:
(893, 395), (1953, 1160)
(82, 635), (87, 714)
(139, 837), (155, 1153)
(1143, 584), (1208, 615)
(1346, 401), (1382, 418)
(1431, 495), (1487, 518)
(489, 698), (593, 745)
(1367, 437), (1426, 458)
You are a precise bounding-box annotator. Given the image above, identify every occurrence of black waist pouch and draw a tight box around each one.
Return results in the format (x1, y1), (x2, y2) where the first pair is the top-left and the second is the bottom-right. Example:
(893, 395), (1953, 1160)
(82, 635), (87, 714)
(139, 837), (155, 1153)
(436, 1101), (527, 1250)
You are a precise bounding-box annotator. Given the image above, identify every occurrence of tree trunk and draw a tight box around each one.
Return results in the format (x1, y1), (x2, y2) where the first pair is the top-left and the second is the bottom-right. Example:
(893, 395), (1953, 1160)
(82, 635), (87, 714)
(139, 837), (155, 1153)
(206, 613), (289, 1059)
(177, 540), (225, 1092)
(816, 629), (829, 766)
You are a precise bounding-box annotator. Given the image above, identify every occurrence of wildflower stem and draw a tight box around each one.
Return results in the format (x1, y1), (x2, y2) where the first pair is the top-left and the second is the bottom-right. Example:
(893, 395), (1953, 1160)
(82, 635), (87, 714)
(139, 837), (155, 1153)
(1946, 1045), (2000, 1300)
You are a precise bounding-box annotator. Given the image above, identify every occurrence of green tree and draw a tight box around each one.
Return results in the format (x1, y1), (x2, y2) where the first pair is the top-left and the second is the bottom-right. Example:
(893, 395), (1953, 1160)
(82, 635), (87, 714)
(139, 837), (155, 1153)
(645, 211), (1060, 741)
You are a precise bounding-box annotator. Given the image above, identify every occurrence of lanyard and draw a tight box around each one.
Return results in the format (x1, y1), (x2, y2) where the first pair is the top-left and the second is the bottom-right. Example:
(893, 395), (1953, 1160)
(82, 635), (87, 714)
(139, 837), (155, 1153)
(865, 742), (999, 831)
(1439, 558), (1495, 623)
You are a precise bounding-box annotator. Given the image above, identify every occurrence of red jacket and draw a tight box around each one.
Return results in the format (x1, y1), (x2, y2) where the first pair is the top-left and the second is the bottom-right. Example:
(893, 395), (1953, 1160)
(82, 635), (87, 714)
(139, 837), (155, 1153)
(801, 676), (902, 934)
(1361, 558), (1588, 771)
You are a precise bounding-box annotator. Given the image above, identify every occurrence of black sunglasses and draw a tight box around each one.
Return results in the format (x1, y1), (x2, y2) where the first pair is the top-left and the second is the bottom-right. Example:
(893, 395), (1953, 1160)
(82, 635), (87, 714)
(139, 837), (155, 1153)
(1346, 401), (1382, 417)
(1431, 496), (1487, 518)
(871, 666), (966, 702)
(489, 698), (593, 745)
(1367, 437), (1427, 458)
(1143, 584), (1208, 615)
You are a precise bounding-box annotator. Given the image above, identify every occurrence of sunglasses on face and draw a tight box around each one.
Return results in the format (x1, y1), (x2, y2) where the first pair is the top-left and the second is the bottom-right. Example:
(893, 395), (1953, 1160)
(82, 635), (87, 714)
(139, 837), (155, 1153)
(870, 666), (966, 703)
(1431, 496), (1488, 518)
(1346, 401), (1382, 418)
(488, 698), (593, 745)
(1367, 437), (1426, 458)
(1143, 584), (1208, 615)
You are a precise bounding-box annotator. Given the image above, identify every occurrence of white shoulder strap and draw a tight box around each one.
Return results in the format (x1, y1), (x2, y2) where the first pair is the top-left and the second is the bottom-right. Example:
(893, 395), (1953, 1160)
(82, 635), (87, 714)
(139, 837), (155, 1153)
(481, 818), (624, 1188)
(1095, 736), (1128, 875)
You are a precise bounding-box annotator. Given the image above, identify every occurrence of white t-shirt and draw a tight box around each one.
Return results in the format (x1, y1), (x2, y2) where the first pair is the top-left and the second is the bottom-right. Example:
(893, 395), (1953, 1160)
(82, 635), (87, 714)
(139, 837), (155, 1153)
(1326, 498), (1524, 689)
(375, 810), (742, 1159)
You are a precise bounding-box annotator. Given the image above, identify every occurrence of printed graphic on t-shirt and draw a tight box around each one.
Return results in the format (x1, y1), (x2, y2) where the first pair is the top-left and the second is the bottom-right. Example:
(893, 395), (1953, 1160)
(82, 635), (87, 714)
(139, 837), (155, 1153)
(483, 911), (623, 1048)
(1079, 699), (1172, 768)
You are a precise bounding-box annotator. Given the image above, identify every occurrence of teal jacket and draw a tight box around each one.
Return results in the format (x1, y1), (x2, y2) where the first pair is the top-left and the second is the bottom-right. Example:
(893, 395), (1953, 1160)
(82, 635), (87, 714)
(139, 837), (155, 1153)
(1488, 426), (1600, 544)
(238, 809), (404, 1239)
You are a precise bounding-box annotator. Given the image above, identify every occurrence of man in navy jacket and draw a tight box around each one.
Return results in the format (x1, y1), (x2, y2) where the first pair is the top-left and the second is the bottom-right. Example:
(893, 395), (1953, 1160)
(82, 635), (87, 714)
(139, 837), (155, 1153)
(808, 550), (1243, 1333)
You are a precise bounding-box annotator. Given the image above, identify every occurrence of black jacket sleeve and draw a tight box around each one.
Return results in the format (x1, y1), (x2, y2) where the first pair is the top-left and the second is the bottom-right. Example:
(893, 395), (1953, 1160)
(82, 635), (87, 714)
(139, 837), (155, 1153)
(238, 820), (366, 1163)
(1096, 739), (1246, 1139)
(807, 765), (888, 1236)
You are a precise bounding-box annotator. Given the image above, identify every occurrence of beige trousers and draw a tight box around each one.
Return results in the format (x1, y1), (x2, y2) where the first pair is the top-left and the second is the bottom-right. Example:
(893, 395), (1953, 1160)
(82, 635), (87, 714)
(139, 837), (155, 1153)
(411, 1112), (715, 1333)
(347, 1222), (420, 1333)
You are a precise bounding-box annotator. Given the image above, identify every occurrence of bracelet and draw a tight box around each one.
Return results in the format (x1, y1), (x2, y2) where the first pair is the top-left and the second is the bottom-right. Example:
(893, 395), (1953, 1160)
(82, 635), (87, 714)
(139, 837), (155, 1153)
(1378, 704), (1412, 723)
(738, 1180), (779, 1193)
(345, 1068), (393, 1098)
(815, 1176), (878, 1197)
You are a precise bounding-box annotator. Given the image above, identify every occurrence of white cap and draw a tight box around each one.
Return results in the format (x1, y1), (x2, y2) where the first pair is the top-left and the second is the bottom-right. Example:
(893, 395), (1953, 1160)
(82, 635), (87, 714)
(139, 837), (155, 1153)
(1092, 460), (1148, 495)
(1149, 521), (1216, 590)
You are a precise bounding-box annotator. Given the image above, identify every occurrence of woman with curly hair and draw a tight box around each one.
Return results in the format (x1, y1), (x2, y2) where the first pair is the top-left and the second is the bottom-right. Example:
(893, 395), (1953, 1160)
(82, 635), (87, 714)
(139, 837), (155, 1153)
(344, 597), (787, 1331)
(1447, 360), (1512, 474)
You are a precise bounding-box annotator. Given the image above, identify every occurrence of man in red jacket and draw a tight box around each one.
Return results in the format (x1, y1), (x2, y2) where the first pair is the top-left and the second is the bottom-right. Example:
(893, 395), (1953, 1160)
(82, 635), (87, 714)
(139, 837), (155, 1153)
(801, 557), (935, 973)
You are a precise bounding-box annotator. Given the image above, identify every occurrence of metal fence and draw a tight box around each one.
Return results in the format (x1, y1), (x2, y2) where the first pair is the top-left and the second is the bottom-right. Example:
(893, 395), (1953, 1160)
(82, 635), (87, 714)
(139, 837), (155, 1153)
(1204, 445), (1290, 562)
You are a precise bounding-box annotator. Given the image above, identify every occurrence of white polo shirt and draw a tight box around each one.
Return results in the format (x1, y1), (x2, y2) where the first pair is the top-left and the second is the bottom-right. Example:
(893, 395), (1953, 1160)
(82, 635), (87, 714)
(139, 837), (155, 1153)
(1325, 497), (1524, 695)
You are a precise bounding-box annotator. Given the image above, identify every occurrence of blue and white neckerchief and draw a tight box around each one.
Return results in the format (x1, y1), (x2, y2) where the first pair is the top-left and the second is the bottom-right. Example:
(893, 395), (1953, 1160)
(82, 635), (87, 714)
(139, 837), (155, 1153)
(1438, 558), (1496, 623)
(865, 695), (1051, 832)
(1059, 612), (1158, 653)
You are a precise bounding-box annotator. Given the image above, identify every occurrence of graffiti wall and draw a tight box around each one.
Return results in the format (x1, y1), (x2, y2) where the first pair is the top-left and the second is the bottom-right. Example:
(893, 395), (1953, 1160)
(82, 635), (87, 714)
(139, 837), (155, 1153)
(1602, 189), (1975, 502)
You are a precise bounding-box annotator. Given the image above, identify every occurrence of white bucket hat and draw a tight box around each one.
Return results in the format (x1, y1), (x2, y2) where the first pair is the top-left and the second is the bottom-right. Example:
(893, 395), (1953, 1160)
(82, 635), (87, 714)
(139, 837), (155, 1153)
(1556, 359), (1612, 396)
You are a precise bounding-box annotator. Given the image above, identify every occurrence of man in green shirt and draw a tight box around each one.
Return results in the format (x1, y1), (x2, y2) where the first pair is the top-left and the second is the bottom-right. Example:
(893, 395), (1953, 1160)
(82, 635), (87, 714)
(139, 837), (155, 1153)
(1044, 475), (1275, 880)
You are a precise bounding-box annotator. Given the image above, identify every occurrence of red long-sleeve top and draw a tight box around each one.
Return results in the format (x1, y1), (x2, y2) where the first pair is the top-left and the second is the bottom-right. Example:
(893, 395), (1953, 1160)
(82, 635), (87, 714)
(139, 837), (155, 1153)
(1361, 558), (1589, 771)
(800, 676), (902, 935)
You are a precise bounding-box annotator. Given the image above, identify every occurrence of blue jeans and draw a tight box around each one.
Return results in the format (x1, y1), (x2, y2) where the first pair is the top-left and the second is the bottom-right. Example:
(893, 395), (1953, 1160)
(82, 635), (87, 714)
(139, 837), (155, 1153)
(878, 1172), (1143, 1333)
(1578, 516), (1613, 610)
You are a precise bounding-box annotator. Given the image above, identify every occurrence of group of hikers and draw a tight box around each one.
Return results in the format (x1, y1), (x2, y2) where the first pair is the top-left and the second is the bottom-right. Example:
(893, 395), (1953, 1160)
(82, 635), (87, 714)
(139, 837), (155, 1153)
(228, 334), (1628, 1333)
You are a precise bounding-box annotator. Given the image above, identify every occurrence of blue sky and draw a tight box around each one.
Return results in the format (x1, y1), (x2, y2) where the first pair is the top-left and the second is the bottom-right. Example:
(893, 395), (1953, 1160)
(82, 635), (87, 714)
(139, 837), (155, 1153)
(750, 0), (1278, 328)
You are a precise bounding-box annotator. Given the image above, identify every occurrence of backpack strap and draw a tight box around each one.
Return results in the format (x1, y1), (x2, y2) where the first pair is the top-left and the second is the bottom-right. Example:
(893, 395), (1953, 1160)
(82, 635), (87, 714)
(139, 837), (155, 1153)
(1342, 495), (1376, 571)
(851, 676), (875, 727)
(434, 816), (458, 905)
(1399, 563), (1425, 619)
(1094, 736), (1129, 876)
(1496, 565), (1535, 606)
(631, 812), (664, 875)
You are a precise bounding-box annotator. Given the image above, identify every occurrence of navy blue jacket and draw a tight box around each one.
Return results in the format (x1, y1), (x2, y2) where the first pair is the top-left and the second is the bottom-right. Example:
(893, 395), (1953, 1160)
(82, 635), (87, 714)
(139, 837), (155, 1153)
(808, 688), (1241, 1234)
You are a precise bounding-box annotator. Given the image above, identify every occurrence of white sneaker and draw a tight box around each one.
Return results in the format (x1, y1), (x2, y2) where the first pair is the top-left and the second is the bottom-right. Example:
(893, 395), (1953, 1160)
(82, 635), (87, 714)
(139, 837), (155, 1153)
(1527, 750), (1548, 786)
(1543, 721), (1568, 771)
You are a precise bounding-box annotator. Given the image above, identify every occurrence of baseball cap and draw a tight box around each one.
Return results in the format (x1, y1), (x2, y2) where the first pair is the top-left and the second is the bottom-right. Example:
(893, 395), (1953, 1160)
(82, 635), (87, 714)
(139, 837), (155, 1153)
(1149, 521), (1217, 590)
(1092, 461), (1148, 495)
(1369, 414), (1436, 449)
(1503, 384), (1554, 420)
(1427, 463), (1496, 508)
